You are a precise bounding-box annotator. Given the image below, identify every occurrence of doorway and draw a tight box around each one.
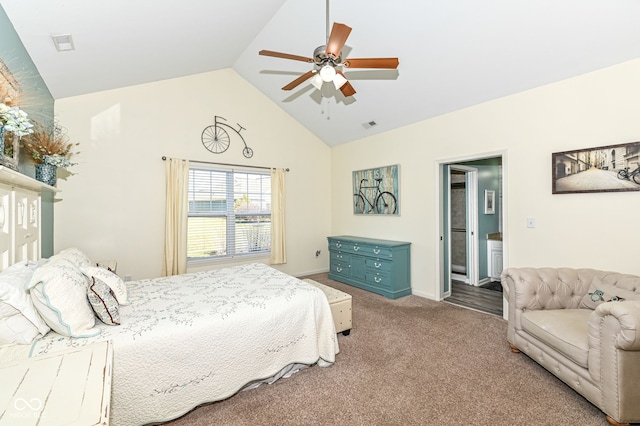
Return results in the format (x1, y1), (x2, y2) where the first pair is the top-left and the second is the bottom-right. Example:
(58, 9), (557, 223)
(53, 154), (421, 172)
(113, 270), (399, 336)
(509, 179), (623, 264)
(437, 153), (506, 316)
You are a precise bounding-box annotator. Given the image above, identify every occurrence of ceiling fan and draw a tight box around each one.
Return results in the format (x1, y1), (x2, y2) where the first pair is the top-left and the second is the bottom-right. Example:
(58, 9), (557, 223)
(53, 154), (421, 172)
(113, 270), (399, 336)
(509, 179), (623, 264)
(259, 4), (399, 97)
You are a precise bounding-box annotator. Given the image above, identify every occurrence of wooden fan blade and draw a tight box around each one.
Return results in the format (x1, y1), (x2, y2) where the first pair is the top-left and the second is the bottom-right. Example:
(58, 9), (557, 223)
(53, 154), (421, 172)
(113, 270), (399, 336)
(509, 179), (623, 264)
(335, 70), (355, 96)
(339, 81), (356, 97)
(325, 22), (352, 59)
(282, 70), (316, 90)
(259, 50), (314, 63)
(342, 58), (399, 69)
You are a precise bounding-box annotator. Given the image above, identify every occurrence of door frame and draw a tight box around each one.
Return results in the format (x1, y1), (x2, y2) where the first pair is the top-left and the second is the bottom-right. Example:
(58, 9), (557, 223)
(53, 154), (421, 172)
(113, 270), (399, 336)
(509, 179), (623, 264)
(435, 149), (509, 303)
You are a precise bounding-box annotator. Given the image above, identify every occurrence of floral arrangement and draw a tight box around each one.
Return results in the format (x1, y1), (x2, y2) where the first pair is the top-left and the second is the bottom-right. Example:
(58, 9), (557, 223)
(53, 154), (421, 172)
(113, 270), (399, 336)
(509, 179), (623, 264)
(0, 102), (34, 137)
(20, 121), (79, 167)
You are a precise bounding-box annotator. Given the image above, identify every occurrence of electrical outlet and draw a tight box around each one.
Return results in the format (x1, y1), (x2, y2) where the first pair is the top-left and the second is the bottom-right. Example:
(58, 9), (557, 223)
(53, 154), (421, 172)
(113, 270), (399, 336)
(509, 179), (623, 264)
(315, 250), (321, 258)
(526, 217), (536, 228)
(124, 275), (132, 282)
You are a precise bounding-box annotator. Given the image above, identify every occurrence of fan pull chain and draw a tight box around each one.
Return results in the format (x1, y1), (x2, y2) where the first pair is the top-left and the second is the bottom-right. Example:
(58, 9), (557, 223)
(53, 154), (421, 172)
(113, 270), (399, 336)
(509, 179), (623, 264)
(321, 96), (331, 120)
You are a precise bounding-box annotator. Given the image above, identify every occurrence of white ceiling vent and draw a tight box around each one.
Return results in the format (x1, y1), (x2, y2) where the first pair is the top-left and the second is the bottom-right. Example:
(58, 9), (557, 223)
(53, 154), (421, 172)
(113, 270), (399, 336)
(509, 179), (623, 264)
(51, 34), (75, 52)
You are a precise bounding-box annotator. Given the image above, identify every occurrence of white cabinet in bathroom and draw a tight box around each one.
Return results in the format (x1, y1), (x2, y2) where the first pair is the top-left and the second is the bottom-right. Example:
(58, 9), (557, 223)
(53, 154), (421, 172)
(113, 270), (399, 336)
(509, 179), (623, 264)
(487, 240), (503, 282)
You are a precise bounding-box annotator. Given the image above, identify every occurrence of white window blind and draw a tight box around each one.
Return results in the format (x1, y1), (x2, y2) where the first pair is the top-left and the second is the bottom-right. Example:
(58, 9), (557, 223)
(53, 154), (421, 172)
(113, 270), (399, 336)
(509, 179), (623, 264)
(187, 166), (271, 260)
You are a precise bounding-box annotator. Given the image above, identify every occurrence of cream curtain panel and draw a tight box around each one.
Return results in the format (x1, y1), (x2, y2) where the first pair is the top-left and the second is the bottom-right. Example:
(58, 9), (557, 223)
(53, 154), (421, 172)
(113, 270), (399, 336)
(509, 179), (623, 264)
(270, 168), (287, 265)
(162, 158), (190, 276)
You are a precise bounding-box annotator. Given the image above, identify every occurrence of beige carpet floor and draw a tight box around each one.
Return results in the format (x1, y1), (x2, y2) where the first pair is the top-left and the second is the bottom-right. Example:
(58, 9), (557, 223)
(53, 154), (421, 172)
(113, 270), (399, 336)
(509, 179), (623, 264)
(162, 273), (613, 426)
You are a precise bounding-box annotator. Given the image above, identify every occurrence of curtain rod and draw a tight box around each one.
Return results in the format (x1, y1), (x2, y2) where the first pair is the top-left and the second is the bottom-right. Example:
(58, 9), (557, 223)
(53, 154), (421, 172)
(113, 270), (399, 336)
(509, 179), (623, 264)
(161, 156), (289, 172)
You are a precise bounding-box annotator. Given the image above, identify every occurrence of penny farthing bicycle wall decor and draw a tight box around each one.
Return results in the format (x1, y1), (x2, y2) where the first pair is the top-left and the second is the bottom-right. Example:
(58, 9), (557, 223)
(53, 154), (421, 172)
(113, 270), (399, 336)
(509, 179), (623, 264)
(201, 115), (253, 158)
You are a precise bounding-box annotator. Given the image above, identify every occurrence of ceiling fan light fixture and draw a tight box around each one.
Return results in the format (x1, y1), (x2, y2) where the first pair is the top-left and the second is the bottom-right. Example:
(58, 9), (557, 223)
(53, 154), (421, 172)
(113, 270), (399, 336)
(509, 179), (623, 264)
(319, 65), (336, 82)
(332, 72), (348, 89)
(311, 73), (324, 90)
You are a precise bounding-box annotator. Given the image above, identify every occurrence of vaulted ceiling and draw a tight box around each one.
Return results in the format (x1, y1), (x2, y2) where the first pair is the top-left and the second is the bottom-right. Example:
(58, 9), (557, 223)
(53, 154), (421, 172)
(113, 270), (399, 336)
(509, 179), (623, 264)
(2, 0), (640, 146)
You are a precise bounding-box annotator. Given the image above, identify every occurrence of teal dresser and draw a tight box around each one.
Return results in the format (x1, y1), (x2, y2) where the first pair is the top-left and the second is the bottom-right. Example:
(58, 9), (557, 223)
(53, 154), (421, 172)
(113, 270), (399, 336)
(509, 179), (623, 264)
(327, 236), (411, 299)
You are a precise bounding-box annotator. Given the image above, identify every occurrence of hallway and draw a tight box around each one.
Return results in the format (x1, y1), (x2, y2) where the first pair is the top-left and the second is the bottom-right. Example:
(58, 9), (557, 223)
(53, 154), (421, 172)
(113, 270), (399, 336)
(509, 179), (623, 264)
(446, 281), (503, 316)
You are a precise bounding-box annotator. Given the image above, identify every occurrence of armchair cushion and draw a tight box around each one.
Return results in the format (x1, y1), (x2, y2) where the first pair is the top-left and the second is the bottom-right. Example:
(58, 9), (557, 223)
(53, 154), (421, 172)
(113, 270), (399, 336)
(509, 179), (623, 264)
(522, 309), (591, 368)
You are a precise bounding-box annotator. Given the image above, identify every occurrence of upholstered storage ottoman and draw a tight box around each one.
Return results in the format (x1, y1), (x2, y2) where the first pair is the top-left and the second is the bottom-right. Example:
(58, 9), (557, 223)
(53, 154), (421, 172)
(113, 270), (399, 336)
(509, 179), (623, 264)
(304, 279), (352, 335)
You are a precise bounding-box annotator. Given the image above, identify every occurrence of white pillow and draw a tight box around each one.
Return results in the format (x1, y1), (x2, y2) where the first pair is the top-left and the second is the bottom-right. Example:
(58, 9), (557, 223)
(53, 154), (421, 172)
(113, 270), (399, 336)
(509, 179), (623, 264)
(27, 258), (99, 338)
(54, 247), (93, 268)
(0, 261), (50, 344)
(80, 266), (130, 305)
(0, 301), (20, 317)
(0, 313), (41, 344)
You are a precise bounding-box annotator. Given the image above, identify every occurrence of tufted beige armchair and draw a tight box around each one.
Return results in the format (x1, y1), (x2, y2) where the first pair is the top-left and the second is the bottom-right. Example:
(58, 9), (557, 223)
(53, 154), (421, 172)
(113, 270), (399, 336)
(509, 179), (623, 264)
(501, 267), (640, 426)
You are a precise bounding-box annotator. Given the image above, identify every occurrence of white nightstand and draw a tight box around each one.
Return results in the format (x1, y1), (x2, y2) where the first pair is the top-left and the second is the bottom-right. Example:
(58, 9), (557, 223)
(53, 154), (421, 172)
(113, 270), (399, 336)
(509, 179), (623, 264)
(0, 341), (113, 426)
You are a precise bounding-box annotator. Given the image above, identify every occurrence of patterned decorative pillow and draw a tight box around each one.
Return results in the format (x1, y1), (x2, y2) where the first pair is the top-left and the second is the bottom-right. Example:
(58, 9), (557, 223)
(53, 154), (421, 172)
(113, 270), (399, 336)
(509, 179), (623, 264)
(80, 266), (130, 305)
(96, 260), (117, 273)
(27, 258), (99, 337)
(579, 282), (639, 310)
(87, 277), (120, 326)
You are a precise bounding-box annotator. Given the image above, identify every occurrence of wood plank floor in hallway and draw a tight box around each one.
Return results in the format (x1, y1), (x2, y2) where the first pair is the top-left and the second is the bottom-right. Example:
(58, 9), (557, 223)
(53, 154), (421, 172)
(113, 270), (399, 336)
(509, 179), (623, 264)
(447, 280), (503, 316)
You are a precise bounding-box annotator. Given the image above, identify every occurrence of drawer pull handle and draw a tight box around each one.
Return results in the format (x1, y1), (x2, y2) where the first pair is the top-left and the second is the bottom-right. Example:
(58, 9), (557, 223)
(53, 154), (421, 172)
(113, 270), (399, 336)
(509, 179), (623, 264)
(337, 267), (342, 272)
(374, 276), (382, 283)
(374, 262), (381, 268)
(336, 243), (341, 248)
(353, 246), (359, 251)
(373, 248), (380, 254)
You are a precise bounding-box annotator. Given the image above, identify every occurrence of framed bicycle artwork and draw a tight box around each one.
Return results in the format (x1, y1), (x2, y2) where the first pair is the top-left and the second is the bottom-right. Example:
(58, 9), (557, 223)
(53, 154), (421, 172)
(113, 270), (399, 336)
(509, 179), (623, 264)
(552, 141), (640, 194)
(353, 164), (399, 215)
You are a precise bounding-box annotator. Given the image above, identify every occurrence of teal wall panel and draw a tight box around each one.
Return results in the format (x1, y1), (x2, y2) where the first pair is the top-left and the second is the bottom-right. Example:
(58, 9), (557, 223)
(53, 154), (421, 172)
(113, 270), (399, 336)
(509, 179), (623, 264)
(1, 5), (55, 257)
(0, 6), (54, 126)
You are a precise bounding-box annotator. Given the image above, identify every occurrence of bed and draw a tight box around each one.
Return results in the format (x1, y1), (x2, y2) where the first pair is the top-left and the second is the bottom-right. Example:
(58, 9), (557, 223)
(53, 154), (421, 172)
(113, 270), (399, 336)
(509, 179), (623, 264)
(0, 253), (339, 425)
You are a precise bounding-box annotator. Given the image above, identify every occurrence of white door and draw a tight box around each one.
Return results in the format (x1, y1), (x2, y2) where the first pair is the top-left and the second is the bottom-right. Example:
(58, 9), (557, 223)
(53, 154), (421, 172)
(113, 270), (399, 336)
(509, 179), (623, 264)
(448, 165), (479, 287)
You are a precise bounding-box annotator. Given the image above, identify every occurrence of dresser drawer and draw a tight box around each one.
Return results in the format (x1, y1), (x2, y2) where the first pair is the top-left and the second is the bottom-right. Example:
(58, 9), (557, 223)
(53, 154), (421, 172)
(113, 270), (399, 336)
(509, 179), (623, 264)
(329, 239), (365, 255)
(360, 245), (393, 258)
(329, 239), (351, 252)
(365, 270), (392, 289)
(330, 251), (351, 263)
(330, 262), (351, 277)
(365, 258), (392, 272)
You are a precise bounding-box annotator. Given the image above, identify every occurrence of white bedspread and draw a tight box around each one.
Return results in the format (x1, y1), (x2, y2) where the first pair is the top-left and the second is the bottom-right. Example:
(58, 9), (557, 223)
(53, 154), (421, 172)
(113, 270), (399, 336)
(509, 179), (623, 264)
(27, 263), (339, 425)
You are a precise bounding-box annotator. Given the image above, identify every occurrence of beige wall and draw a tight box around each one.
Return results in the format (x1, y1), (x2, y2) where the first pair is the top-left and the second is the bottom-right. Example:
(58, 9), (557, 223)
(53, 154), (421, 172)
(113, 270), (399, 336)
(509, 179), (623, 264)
(332, 59), (640, 299)
(53, 60), (640, 291)
(54, 69), (331, 280)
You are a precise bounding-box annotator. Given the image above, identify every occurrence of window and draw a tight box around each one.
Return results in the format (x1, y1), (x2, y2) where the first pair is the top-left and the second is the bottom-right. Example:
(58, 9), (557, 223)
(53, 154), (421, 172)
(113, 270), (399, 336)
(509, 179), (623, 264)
(187, 166), (271, 261)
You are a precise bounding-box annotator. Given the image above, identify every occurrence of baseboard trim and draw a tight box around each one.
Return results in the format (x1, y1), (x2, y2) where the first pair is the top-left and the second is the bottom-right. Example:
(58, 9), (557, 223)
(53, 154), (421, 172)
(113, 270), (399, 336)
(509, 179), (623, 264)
(478, 277), (491, 286)
(296, 268), (330, 278)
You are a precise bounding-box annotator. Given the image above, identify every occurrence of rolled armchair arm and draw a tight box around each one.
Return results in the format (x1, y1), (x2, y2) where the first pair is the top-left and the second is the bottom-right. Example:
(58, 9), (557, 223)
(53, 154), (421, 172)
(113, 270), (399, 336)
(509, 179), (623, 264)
(588, 300), (640, 421)
(589, 300), (640, 351)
